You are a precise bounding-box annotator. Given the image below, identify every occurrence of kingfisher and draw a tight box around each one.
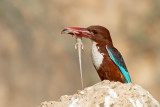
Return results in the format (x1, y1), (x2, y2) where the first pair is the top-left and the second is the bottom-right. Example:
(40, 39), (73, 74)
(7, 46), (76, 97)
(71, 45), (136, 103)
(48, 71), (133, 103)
(62, 25), (131, 83)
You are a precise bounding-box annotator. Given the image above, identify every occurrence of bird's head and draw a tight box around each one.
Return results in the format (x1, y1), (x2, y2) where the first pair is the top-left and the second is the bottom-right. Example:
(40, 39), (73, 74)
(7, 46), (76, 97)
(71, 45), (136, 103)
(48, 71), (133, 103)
(62, 25), (113, 45)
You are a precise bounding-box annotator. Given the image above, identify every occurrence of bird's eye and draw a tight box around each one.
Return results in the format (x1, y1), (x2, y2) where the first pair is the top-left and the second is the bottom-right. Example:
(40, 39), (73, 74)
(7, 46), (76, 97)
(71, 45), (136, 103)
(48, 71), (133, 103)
(93, 30), (98, 34)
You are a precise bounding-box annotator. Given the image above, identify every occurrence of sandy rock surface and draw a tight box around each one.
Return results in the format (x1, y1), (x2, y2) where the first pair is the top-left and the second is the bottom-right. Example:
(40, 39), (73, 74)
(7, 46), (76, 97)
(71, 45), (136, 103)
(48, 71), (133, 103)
(38, 80), (160, 107)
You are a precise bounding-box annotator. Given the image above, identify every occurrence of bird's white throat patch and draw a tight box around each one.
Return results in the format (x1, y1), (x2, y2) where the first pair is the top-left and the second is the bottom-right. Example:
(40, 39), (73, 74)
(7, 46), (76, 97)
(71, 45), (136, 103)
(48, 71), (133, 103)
(92, 42), (103, 69)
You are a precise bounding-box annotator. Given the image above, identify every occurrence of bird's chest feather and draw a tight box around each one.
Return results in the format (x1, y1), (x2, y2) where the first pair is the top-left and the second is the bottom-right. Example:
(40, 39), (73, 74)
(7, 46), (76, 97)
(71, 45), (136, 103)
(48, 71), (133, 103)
(91, 42), (104, 69)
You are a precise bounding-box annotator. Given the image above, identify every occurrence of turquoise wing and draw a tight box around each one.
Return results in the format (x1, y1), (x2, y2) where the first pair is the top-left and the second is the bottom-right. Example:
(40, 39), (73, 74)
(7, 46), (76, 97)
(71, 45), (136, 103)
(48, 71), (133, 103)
(106, 47), (131, 83)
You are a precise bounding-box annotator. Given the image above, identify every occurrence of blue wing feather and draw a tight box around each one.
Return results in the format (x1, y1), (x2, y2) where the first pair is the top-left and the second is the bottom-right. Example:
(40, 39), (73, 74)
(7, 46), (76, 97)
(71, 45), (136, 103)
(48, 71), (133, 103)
(106, 47), (131, 83)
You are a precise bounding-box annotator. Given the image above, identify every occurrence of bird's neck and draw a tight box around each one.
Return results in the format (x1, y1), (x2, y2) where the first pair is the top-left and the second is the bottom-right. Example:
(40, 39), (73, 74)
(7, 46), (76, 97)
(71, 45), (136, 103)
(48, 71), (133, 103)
(91, 41), (113, 69)
(91, 42), (104, 69)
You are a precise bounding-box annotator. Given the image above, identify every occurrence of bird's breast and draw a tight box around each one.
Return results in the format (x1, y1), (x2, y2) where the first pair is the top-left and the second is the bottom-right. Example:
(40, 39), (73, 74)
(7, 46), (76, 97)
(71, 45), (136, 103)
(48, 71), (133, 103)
(91, 42), (104, 69)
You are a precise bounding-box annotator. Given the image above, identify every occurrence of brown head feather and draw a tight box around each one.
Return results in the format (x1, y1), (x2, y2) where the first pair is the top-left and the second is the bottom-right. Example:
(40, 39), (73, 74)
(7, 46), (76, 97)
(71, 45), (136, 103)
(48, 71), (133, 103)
(87, 25), (113, 46)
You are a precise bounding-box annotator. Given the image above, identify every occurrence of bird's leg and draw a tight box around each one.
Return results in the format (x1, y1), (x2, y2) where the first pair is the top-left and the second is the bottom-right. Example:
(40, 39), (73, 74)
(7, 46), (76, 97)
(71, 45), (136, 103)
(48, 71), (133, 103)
(75, 36), (84, 89)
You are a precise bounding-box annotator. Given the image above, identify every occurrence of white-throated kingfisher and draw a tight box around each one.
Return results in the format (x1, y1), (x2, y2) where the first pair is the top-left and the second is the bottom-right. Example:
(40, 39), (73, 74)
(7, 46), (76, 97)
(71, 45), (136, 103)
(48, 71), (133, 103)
(62, 25), (131, 83)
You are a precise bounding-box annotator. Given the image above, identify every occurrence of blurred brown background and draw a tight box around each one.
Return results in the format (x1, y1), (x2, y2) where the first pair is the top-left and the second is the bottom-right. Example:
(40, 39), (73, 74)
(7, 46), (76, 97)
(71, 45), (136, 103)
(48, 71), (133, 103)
(0, 0), (160, 107)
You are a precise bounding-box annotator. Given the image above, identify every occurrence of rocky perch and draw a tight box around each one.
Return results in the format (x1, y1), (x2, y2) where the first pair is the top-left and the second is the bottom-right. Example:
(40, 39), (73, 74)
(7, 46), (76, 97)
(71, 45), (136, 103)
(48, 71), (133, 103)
(38, 80), (160, 107)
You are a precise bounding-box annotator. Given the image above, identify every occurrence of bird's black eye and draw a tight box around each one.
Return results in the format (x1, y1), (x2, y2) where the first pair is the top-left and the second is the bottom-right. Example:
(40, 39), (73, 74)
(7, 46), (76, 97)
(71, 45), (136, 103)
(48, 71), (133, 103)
(93, 30), (98, 34)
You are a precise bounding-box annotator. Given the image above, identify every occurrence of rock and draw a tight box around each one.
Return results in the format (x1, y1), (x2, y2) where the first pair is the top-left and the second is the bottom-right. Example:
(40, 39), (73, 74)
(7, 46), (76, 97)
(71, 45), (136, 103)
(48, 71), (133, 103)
(38, 80), (160, 107)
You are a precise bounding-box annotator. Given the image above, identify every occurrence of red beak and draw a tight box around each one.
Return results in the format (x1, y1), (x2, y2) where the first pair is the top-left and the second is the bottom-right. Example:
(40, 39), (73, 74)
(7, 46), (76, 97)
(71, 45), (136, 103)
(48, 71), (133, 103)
(61, 27), (92, 38)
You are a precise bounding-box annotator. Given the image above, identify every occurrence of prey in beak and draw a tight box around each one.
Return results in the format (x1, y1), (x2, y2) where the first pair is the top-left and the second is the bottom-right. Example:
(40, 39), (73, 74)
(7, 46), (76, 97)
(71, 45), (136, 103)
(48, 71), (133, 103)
(61, 27), (91, 89)
(61, 27), (92, 38)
